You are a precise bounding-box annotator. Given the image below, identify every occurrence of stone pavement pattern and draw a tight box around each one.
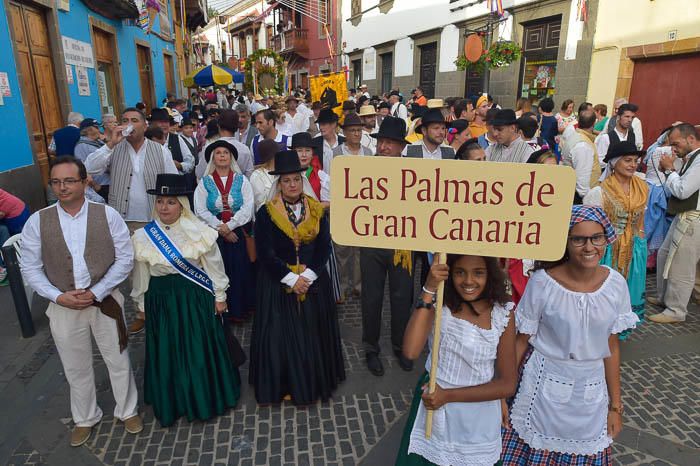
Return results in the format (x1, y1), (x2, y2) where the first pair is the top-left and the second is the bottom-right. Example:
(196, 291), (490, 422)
(1, 273), (699, 465)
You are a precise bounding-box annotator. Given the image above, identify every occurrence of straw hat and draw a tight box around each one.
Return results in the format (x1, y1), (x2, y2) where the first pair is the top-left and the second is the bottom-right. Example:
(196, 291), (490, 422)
(426, 99), (445, 109)
(358, 105), (376, 117)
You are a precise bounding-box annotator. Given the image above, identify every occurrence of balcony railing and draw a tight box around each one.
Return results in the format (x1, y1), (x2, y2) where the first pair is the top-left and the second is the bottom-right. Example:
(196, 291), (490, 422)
(272, 28), (308, 55)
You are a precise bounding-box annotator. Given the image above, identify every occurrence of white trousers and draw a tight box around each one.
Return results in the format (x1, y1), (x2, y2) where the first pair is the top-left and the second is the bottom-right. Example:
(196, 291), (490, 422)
(46, 290), (138, 427)
(656, 216), (700, 319)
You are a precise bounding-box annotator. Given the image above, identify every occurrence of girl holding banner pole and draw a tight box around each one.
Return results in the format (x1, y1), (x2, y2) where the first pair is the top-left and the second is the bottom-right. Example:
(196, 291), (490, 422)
(131, 174), (240, 427)
(501, 205), (638, 465)
(395, 254), (517, 466)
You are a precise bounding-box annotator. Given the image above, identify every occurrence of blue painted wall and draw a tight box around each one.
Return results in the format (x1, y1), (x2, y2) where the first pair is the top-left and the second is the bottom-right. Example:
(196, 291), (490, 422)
(0, 0), (181, 173)
(58, 0), (179, 118)
(0, 1), (33, 172)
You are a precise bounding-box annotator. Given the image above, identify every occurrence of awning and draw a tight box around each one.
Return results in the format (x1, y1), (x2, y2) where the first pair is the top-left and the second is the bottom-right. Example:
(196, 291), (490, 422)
(81, 0), (138, 20)
(226, 10), (260, 33)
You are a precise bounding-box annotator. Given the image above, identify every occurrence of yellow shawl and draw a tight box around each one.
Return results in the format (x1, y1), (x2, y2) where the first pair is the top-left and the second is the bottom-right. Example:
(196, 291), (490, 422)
(601, 174), (648, 277)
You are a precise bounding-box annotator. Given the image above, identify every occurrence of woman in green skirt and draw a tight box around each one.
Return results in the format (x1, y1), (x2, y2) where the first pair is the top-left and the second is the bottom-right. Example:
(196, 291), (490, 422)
(131, 174), (240, 427)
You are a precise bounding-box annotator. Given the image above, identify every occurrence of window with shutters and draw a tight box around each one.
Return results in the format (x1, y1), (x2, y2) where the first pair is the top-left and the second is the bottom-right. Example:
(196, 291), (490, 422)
(518, 16), (561, 105)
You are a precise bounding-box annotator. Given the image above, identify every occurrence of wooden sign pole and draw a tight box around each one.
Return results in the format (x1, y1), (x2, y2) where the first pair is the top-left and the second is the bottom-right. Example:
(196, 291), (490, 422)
(425, 251), (446, 438)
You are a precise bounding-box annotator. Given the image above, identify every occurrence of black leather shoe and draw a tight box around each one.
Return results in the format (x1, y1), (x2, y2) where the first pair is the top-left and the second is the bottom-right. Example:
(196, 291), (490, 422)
(366, 353), (385, 376)
(394, 350), (414, 372)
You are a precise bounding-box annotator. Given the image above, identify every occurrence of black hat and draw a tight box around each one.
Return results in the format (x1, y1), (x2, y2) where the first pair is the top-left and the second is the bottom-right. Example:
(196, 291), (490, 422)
(79, 118), (100, 130)
(285, 95), (299, 103)
(146, 174), (194, 196)
(371, 116), (409, 144)
(410, 105), (427, 119)
(205, 139), (239, 162)
(603, 140), (646, 163)
(290, 132), (320, 152)
(341, 112), (363, 128)
(526, 148), (550, 164)
(180, 118), (194, 127)
(316, 108), (339, 124)
(378, 102), (391, 111)
(415, 108), (446, 135)
(149, 107), (170, 122)
(269, 150), (306, 175)
(491, 109), (518, 127)
(342, 100), (357, 111)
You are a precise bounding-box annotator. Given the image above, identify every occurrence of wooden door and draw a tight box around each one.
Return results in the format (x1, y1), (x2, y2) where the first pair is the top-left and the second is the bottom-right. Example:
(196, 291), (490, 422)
(163, 53), (175, 96)
(419, 43), (437, 99)
(8, 1), (62, 184)
(93, 27), (120, 116)
(381, 53), (393, 94)
(629, 53), (700, 144)
(137, 45), (155, 113)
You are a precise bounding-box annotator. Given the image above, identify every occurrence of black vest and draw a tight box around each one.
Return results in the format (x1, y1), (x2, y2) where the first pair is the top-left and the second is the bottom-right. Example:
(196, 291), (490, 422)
(608, 127), (635, 147)
(168, 133), (183, 163)
(667, 149), (700, 215)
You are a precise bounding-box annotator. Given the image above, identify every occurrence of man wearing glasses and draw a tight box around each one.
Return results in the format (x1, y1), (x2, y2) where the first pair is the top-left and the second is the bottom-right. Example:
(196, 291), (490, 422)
(19, 156), (142, 447)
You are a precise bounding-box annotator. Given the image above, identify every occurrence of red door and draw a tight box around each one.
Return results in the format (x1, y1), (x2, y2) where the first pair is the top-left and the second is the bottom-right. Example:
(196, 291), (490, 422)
(629, 53), (700, 146)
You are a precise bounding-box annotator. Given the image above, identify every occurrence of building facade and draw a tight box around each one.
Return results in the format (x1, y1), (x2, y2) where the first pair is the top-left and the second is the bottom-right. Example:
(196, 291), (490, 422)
(586, 0), (700, 145)
(0, 0), (206, 209)
(342, 0), (597, 108)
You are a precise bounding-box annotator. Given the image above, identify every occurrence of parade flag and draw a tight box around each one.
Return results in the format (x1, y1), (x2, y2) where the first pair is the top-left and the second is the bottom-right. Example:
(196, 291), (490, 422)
(330, 157), (575, 261)
(310, 72), (348, 121)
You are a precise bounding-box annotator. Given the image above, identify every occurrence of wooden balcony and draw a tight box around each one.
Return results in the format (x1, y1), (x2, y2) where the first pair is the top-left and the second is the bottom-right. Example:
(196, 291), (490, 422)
(272, 28), (309, 56)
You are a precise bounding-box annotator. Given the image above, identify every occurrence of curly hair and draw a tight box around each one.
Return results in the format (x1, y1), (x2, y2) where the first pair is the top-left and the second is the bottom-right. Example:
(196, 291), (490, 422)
(442, 255), (510, 313)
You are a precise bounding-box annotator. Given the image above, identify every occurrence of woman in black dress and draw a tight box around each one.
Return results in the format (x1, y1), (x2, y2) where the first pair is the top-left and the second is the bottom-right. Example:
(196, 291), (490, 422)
(249, 149), (345, 405)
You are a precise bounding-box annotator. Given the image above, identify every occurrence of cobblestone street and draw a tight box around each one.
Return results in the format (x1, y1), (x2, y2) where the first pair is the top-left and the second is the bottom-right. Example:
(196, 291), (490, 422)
(1, 273), (699, 465)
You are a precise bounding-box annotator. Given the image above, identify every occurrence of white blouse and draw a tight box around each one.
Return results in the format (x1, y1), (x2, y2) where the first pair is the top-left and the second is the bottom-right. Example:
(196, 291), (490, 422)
(408, 303), (513, 466)
(511, 267), (639, 455)
(249, 167), (275, 212)
(193, 173), (254, 231)
(130, 219), (229, 310)
(516, 267), (638, 361)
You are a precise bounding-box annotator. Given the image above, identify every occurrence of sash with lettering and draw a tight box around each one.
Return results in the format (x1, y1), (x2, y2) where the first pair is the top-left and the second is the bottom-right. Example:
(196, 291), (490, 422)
(144, 221), (215, 295)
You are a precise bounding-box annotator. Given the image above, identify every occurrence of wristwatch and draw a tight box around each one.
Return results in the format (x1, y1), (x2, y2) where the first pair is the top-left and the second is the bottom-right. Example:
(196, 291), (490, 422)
(415, 298), (435, 311)
(609, 404), (625, 415)
(664, 168), (675, 176)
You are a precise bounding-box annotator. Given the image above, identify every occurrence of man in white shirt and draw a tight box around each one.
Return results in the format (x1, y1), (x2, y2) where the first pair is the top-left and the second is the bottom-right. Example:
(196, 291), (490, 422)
(332, 113), (372, 157)
(358, 105), (378, 153)
(148, 108), (195, 176)
(559, 110), (601, 203)
(216, 87), (229, 109)
(234, 104), (258, 147)
(249, 94), (267, 114)
(485, 109), (535, 163)
(250, 109), (289, 165)
(86, 107), (178, 230)
(651, 124), (700, 324)
(404, 108), (455, 159)
(313, 109), (345, 174)
(389, 91), (408, 121)
(606, 98), (644, 149)
(20, 156), (141, 447)
(359, 84), (371, 99)
(596, 103), (640, 166)
(284, 95), (310, 134)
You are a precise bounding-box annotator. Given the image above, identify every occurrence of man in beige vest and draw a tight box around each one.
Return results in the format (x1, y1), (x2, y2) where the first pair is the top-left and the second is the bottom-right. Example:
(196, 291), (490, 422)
(560, 109), (601, 203)
(20, 157), (142, 447)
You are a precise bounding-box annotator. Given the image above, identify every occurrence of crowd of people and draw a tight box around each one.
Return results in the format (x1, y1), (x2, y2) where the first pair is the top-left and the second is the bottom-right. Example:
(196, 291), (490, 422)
(4, 82), (699, 465)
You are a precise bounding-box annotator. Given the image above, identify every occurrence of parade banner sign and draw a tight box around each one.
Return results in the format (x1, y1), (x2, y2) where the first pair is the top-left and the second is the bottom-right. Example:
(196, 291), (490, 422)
(309, 72), (348, 121)
(330, 156), (576, 261)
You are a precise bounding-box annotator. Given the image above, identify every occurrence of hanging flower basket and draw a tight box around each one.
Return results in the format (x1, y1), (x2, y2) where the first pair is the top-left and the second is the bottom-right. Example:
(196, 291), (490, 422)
(243, 49), (285, 95)
(455, 40), (522, 73)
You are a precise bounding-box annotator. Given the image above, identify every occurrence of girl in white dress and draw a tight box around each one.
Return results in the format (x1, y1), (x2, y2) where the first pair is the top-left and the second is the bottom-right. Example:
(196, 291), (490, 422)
(501, 205), (639, 465)
(395, 255), (517, 466)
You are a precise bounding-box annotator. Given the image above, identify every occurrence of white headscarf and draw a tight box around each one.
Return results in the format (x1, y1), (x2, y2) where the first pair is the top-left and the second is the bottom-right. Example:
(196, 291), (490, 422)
(152, 195), (218, 248)
(265, 172), (318, 202)
(599, 156), (621, 182)
(204, 140), (242, 177)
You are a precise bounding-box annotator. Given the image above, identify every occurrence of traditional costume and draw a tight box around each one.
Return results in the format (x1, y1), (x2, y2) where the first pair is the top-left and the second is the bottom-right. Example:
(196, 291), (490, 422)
(194, 140), (255, 322)
(131, 175), (240, 426)
(249, 151), (345, 404)
(396, 303), (514, 466)
(19, 198), (140, 445)
(583, 141), (648, 339)
(502, 205), (639, 465)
